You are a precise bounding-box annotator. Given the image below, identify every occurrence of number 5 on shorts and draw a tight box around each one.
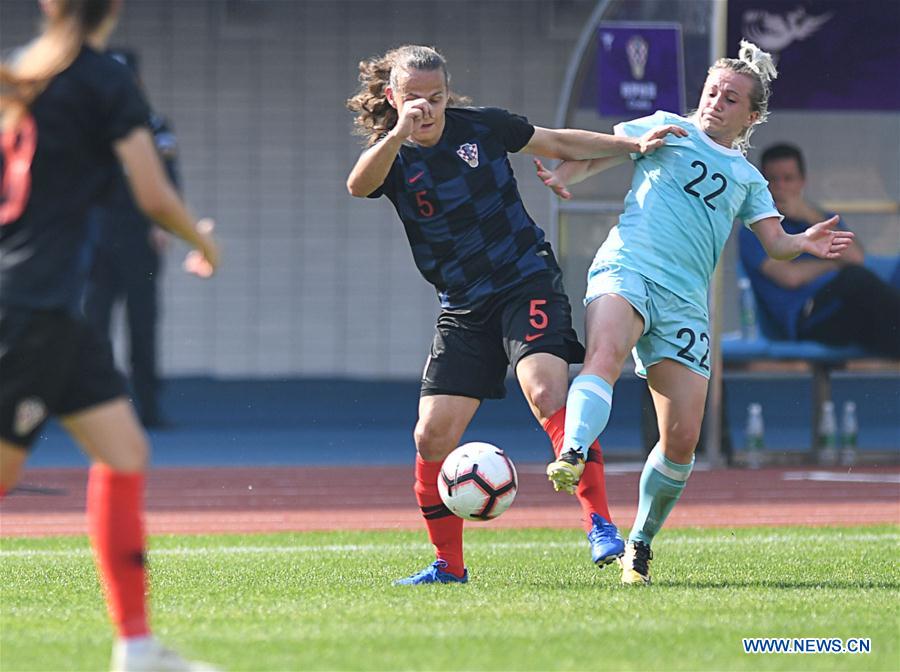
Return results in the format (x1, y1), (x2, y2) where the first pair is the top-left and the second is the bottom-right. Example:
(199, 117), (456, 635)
(529, 299), (548, 330)
(525, 299), (549, 343)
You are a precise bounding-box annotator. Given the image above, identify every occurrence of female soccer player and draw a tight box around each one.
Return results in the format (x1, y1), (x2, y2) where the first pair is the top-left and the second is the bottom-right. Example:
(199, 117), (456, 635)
(0, 1), (218, 669)
(346, 44), (685, 585)
(537, 41), (853, 585)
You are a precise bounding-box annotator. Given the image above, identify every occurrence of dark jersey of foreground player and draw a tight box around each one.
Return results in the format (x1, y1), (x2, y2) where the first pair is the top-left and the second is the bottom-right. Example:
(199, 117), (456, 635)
(0, 45), (149, 315)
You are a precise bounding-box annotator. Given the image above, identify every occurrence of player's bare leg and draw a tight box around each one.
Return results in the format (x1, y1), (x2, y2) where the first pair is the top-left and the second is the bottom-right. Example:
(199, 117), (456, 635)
(515, 352), (569, 426)
(548, 295), (642, 493)
(395, 395), (479, 585)
(0, 441), (28, 498)
(518, 352), (624, 565)
(63, 399), (218, 670)
(621, 360), (706, 585)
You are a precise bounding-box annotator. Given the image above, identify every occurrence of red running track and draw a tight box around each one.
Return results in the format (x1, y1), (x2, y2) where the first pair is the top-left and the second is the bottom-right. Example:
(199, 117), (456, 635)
(1, 465), (898, 537)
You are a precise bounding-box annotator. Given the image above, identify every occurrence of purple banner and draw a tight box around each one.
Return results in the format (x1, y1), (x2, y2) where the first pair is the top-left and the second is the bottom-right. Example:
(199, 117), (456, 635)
(596, 23), (685, 116)
(728, 0), (900, 111)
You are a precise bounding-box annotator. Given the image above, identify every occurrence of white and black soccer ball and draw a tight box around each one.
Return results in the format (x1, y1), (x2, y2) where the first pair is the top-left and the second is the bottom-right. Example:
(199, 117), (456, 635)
(438, 442), (517, 521)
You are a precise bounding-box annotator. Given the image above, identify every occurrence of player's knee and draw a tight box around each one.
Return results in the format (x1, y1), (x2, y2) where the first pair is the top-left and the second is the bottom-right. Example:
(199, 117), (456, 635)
(100, 433), (150, 473)
(525, 383), (566, 422)
(413, 420), (455, 462)
(583, 347), (626, 382)
(661, 424), (701, 462)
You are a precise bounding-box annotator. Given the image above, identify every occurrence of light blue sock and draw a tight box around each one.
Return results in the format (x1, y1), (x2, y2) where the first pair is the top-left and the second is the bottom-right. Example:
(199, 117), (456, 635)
(629, 444), (694, 546)
(563, 374), (614, 458)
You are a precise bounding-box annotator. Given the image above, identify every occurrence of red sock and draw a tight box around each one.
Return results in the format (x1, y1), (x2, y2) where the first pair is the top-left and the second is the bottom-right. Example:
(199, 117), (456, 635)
(87, 464), (149, 638)
(0, 486), (6, 500)
(414, 455), (465, 576)
(543, 406), (613, 531)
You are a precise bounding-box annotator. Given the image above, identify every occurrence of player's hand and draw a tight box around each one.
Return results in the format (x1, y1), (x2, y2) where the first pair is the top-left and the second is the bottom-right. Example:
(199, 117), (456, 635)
(802, 215), (854, 259)
(534, 158), (572, 200)
(183, 218), (219, 278)
(391, 98), (433, 141)
(637, 124), (688, 155)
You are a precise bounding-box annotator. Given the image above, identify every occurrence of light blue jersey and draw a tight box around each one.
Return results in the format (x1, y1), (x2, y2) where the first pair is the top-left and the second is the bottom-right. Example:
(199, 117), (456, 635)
(595, 111), (781, 310)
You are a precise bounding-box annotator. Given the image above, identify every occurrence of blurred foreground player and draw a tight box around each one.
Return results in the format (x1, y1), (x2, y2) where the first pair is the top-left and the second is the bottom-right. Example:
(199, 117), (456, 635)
(1, 1), (218, 669)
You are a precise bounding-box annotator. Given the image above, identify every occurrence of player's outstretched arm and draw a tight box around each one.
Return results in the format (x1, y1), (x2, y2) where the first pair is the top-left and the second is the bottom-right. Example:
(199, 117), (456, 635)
(635, 123), (689, 155)
(522, 124), (686, 161)
(347, 98), (432, 197)
(533, 156), (627, 199)
(751, 215), (854, 261)
(115, 127), (219, 277)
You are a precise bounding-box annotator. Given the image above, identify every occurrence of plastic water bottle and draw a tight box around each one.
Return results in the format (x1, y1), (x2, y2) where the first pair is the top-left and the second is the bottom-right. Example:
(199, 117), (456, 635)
(817, 401), (839, 466)
(745, 403), (765, 469)
(738, 278), (758, 341)
(840, 401), (859, 466)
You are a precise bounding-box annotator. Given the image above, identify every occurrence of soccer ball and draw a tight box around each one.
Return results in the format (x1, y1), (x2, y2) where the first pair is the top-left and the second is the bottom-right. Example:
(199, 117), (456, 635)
(438, 442), (518, 521)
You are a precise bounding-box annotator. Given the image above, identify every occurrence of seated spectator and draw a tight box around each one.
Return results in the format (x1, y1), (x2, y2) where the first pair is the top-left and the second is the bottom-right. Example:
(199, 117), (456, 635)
(739, 143), (899, 357)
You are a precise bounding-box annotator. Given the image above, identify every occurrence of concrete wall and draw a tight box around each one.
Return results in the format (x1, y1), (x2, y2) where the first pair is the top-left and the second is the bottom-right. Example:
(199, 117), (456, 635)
(2, 0), (896, 377)
(1, 0), (594, 378)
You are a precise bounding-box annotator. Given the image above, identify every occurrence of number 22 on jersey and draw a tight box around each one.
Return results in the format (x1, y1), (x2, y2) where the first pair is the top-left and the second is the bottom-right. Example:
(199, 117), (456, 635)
(682, 159), (727, 211)
(0, 112), (37, 225)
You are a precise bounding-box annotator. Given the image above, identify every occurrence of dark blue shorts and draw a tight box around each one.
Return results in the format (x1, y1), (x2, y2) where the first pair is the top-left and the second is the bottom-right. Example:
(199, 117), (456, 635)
(0, 308), (126, 448)
(421, 269), (585, 400)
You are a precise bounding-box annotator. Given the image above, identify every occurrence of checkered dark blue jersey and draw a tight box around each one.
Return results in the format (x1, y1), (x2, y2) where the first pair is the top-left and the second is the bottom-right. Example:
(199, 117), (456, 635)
(369, 107), (556, 309)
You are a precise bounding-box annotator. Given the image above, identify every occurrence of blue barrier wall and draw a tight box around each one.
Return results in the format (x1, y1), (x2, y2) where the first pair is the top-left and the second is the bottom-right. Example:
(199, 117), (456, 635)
(26, 374), (898, 467)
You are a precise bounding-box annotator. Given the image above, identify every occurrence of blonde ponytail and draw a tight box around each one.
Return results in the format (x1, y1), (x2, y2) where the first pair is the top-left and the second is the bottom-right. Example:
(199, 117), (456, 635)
(738, 40), (778, 87)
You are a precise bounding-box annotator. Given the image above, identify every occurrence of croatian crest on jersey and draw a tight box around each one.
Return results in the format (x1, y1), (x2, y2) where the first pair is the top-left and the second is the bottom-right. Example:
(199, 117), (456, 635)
(456, 143), (479, 168)
(13, 397), (47, 437)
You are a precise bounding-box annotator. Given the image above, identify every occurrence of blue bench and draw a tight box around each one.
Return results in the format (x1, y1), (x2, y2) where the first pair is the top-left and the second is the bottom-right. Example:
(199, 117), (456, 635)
(722, 256), (898, 451)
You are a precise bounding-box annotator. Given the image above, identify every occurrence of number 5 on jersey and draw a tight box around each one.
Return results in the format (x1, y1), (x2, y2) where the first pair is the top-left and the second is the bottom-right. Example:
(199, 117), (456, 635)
(415, 190), (435, 218)
(0, 113), (37, 225)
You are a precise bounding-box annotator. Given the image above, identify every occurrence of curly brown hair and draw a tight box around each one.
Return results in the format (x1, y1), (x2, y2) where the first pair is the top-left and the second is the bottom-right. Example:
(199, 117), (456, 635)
(346, 45), (469, 147)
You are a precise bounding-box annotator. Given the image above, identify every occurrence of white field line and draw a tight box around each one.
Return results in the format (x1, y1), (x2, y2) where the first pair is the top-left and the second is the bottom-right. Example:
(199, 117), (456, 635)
(1, 532), (897, 559)
(782, 471), (900, 484)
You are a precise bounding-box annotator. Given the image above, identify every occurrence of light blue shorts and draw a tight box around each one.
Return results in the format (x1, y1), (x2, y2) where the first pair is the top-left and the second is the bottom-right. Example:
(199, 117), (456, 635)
(585, 262), (711, 379)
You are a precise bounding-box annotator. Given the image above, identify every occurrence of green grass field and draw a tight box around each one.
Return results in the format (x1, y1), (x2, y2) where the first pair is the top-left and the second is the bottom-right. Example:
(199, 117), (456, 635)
(1, 526), (897, 671)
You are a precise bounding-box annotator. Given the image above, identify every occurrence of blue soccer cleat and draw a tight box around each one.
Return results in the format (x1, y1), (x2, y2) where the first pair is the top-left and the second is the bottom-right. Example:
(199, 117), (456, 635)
(587, 513), (625, 567)
(393, 560), (469, 586)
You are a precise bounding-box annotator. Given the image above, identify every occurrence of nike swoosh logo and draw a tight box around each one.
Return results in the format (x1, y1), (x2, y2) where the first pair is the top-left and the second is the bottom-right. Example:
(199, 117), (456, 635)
(524, 333), (545, 342)
(408, 171), (425, 184)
